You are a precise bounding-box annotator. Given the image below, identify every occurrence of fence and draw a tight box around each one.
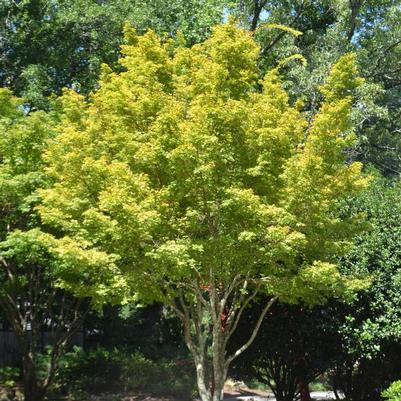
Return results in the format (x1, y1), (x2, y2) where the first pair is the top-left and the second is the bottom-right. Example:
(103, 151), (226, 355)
(0, 331), (84, 367)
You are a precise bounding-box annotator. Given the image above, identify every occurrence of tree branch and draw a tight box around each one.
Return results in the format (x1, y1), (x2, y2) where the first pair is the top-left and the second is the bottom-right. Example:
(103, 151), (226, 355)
(251, 0), (269, 31)
(260, 0), (306, 55)
(347, 0), (364, 41)
(225, 296), (277, 368)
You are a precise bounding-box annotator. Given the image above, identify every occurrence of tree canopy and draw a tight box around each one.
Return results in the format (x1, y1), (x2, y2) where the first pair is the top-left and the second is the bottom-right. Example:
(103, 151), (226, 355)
(327, 178), (401, 401)
(234, 0), (401, 176)
(38, 23), (369, 401)
(0, 87), (127, 401)
(2, 0), (401, 175)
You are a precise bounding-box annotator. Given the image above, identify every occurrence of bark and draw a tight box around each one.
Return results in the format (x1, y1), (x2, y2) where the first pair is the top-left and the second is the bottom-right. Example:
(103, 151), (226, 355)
(299, 378), (311, 401)
(22, 356), (45, 401)
(172, 284), (277, 401)
(195, 355), (212, 401)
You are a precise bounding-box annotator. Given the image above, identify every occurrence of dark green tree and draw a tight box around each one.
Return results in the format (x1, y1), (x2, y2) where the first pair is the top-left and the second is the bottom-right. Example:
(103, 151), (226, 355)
(0, 0), (225, 109)
(329, 177), (401, 401)
(229, 301), (338, 401)
(231, 0), (401, 175)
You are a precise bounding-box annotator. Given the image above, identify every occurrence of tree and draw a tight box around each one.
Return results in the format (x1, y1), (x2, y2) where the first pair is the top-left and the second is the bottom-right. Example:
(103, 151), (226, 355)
(0, 0), (226, 109)
(231, 0), (401, 176)
(3, 0), (401, 174)
(0, 89), (127, 401)
(327, 177), (401, 401)
(39, 24), (368, 401)
(229, 301), (338, 401)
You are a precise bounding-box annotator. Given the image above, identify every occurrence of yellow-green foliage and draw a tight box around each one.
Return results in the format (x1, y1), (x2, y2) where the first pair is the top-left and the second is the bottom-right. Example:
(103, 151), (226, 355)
(0, 88), (127, 306)
(40, 23), (369, 304)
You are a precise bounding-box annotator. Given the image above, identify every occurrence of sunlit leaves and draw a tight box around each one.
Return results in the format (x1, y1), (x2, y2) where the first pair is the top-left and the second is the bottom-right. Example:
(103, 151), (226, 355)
(40, 24), (368, 305)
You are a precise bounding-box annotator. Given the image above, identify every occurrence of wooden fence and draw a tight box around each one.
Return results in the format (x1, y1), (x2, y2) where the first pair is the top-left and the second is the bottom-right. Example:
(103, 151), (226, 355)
(0, 331), (84, 367)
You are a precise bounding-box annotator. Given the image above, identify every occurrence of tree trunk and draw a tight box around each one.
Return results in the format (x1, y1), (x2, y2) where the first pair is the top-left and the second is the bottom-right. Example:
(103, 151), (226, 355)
(347, 0), (364, 41)
(211, 354), (225, 401)
(172, 288), (277, 401)
(22, 356), (45, 401)
(250, 0), (268, 31)
(195, 356), (212, 401)
(299, 378), (311, 401)
(193, 349), (226, 401)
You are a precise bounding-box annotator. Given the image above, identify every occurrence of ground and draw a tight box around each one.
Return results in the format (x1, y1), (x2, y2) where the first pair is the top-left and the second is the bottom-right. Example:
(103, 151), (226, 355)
(84, 385), (339, 401)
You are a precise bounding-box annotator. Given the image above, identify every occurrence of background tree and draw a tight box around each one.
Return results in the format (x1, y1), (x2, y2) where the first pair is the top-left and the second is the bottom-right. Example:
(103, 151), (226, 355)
(0, 88), (127, 401)
(230, 0), (401, 176)
(0, 0), (226, 109)
(39, 24), (368, 401)
(327, 178), (401, 401)
(2, 0), (401, 174)
(229, 301), (338, 401)
(229, 177), (401, 401)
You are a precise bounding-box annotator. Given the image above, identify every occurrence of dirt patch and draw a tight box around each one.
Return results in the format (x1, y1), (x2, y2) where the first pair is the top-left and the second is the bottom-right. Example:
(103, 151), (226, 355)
(84, 387), (271, 401)
(88, 394), (177, 401)
(68, 382), (272, 401)
(223, 383), (271, 398)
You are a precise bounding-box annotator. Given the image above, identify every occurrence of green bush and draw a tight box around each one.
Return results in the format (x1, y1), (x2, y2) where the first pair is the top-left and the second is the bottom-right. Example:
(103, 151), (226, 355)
(0, 366), (21, 401)
(382, 381), (401, 401)
(56, 347), (196, 399)
(0, 366), (20, 388)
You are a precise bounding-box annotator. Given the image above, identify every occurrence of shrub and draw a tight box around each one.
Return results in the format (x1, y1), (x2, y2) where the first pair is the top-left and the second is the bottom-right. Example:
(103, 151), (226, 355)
(56, 347), (196, 399)
(0, 366), (21, 400)
(0, 366), (20, 388)
(382, 381), (401, 401)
